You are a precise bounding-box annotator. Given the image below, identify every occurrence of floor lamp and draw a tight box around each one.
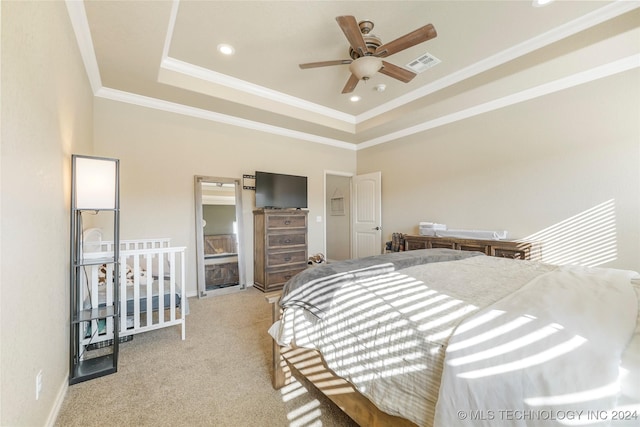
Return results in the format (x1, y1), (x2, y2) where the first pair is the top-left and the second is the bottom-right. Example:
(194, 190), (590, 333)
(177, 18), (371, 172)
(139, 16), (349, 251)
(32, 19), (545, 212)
(69, 154), (120, 384)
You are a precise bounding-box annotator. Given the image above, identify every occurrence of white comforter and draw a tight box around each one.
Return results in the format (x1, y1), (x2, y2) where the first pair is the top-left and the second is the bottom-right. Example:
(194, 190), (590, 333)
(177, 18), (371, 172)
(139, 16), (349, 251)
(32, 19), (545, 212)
(435, 264), (639, 427)
(270, 256), (639, 427)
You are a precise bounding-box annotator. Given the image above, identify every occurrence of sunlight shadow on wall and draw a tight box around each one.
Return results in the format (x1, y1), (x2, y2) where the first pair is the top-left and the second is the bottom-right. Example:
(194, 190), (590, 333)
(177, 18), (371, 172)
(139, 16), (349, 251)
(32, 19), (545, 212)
(524, 199), (617, 267)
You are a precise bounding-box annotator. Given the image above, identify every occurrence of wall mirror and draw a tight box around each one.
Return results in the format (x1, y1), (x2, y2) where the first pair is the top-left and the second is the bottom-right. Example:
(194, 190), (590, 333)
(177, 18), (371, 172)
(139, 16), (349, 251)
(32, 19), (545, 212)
(194, 176), (246, 297)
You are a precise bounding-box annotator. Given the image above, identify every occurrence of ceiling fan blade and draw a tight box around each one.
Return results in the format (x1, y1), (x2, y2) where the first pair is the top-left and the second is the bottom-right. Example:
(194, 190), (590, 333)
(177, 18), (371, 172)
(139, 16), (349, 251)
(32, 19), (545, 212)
(336, 15), (368, 57)
(299, 60), (352, 69)
(375, 24), (437, 58)
(341, 74), (360, 94)
(379, 61), (416, 83)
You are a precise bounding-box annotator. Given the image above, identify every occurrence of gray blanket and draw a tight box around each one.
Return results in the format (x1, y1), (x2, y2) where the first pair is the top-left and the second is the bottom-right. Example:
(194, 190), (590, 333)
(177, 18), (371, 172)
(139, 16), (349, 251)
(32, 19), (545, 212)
(279, 248), (484, 319)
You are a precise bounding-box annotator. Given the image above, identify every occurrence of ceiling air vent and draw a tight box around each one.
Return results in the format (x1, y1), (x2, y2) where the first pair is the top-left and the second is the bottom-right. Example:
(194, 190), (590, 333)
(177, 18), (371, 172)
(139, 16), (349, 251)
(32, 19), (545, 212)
(406, 52), (441, 73)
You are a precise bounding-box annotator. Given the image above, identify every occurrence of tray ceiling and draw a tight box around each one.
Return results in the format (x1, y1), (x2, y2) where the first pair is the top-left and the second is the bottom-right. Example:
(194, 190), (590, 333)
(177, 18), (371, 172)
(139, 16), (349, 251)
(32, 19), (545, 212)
(70, 0), (640, 149)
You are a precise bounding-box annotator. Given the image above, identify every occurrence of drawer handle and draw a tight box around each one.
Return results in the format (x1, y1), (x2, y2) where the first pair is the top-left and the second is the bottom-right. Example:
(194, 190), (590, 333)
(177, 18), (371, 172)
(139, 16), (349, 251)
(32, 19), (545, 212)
(284, 239), (291, 243)
(284, 220), (291, 225)
(284, 275), (292, 280)
(284, 257), (291, 262)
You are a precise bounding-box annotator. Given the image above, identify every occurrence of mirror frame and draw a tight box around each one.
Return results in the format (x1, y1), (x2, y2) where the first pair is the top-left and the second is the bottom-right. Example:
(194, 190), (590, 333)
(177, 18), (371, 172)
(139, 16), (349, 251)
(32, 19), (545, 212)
(194, 175), (246, 297)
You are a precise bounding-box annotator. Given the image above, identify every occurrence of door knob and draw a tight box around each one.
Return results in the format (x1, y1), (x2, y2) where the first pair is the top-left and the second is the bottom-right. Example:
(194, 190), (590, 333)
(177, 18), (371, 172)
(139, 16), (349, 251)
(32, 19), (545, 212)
(373, 226), (381, 230)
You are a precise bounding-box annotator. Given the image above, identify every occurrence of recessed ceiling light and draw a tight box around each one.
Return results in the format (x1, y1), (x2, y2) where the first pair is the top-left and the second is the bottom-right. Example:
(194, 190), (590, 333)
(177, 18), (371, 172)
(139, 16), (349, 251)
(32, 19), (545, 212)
(350, 95), (361, 102)
(532, 0), (554, 7)
(217, 44), (235, 55)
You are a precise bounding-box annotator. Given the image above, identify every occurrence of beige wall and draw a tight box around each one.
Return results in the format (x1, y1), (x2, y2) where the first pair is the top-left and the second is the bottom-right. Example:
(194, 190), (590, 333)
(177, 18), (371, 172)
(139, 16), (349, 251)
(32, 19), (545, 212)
(357, 68), (640, 271)
(325, 174), (351, 261)
(1, 3), (638, 426)
(1, 1), (94, 425)
(92, 98), (357, 295)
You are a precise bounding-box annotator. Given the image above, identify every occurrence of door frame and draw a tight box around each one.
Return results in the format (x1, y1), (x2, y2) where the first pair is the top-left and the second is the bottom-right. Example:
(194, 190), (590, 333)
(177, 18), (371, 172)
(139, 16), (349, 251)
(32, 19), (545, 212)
(324, 170), (354, 260)
(323, 170), (382, 260)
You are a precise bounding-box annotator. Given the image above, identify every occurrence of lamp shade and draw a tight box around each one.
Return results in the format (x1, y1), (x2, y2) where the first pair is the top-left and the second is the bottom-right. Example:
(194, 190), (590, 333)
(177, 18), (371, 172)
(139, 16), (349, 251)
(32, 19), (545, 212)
(73, 156), (118, 210)
(349, 56), (383, 80)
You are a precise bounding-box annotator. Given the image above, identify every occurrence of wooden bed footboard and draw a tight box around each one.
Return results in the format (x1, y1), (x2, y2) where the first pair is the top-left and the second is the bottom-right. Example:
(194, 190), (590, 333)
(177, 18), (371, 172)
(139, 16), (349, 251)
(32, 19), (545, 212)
(265, 292), (417, 427)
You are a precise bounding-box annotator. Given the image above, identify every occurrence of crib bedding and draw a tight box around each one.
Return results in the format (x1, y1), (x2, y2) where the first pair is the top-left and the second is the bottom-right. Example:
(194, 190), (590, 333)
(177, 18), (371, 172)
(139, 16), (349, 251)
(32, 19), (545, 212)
(79, 240), (187, 347)
(270, 252), (640, 427)
(95, 280), (185, 316)
(123, 285), (181, 316)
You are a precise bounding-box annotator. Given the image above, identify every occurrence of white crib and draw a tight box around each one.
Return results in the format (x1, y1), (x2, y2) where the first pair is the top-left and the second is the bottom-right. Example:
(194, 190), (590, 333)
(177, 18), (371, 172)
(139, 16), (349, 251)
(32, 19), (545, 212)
(79, 238), (186, 350)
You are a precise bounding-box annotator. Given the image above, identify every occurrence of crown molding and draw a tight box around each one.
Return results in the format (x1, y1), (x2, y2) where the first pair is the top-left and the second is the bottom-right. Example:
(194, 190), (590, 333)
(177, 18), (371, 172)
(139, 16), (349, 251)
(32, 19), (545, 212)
(159, 56), (356, 125)
(94, 54), (639, 152)
(357, 0), (640, 124)
(65, 0), (101, 94)
(357, 54), (640, 150)
(162, 0), (639, 126)
(95, 87), (357, 151)
(161, 0), (354, 125)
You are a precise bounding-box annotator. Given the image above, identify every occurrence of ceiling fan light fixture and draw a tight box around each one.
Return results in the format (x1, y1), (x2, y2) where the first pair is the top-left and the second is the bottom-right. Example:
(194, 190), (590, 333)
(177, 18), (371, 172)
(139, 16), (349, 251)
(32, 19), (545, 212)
(349, 56), (383, 80)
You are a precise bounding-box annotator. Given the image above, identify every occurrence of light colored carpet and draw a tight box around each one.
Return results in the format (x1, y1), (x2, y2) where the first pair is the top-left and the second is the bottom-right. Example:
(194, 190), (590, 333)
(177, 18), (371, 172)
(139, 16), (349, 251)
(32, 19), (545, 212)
(55, 287), (357, 427)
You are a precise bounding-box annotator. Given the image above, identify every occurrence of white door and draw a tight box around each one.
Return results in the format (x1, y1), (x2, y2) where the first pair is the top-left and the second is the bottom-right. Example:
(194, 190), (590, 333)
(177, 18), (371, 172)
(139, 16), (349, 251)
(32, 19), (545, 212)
(352, 171), (382, 258)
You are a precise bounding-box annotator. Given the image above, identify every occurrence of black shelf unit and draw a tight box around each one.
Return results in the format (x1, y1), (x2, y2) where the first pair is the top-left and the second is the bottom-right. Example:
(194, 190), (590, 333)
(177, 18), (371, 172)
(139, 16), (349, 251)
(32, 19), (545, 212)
(69, 155), (120, 385)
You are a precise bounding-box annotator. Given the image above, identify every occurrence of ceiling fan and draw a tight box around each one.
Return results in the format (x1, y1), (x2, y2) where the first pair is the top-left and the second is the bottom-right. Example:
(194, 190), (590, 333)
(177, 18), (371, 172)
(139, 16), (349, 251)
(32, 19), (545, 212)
(299, 16), (437, 94)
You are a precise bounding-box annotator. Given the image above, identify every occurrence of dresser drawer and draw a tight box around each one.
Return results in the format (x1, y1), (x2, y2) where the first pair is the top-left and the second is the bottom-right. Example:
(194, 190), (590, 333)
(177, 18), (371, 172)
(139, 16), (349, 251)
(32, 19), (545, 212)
(491, 247), (528, 260)
(430, 239), (457, 250)
(267, 215), (306, 229)
(405, 238), (428, 250)
(457, 242), (490, 254)
(267, 250), (307, 267)
(404, 236), (458, 250)
(267, 232), (306, 248)
(265, 267), (306, 287)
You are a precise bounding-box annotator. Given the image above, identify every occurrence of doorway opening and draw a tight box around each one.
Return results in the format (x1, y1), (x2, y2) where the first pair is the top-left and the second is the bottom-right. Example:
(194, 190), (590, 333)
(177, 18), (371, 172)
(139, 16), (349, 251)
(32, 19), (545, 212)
(324, 172), (352, 262)
(324, 170), (383, 261)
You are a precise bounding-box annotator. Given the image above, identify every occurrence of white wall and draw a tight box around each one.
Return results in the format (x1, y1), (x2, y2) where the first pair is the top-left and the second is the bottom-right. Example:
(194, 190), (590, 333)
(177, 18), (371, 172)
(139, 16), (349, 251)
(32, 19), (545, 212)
(92, 98), (357, 296)
(1, 1), (94, 425)
(357, 68), (640, 271)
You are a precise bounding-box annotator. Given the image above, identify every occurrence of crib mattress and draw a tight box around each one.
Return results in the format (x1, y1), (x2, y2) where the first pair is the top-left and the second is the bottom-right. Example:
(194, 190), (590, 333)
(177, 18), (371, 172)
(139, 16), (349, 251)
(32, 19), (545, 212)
(90, 280), (182, 316)
(125, 291), (181, 316)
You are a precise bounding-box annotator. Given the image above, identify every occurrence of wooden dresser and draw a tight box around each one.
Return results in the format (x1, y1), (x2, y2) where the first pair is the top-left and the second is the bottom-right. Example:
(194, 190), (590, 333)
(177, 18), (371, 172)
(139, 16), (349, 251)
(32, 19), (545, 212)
(403, 234), (540, 260)
(253, 209), (308, 292)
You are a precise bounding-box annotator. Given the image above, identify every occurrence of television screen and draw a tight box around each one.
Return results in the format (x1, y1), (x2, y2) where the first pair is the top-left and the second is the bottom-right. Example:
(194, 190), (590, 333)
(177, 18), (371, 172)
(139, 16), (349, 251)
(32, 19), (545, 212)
(255, 171), (307, 209)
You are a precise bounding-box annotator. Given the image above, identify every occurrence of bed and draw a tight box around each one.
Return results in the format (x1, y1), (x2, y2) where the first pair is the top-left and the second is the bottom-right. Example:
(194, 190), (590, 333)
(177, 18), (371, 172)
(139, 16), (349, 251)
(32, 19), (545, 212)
(268, 249), (640, 426)
(79, 238), (187, 348)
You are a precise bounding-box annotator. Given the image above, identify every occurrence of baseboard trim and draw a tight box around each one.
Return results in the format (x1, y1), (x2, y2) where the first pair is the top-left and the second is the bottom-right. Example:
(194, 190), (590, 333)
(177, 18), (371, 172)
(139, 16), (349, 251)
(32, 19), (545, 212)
(45, 377), (68, 427)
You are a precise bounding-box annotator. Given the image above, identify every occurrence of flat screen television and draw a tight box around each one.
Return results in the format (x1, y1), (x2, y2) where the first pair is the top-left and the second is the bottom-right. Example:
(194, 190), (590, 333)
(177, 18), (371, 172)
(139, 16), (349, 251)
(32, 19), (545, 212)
(255, 171), (308, 209)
